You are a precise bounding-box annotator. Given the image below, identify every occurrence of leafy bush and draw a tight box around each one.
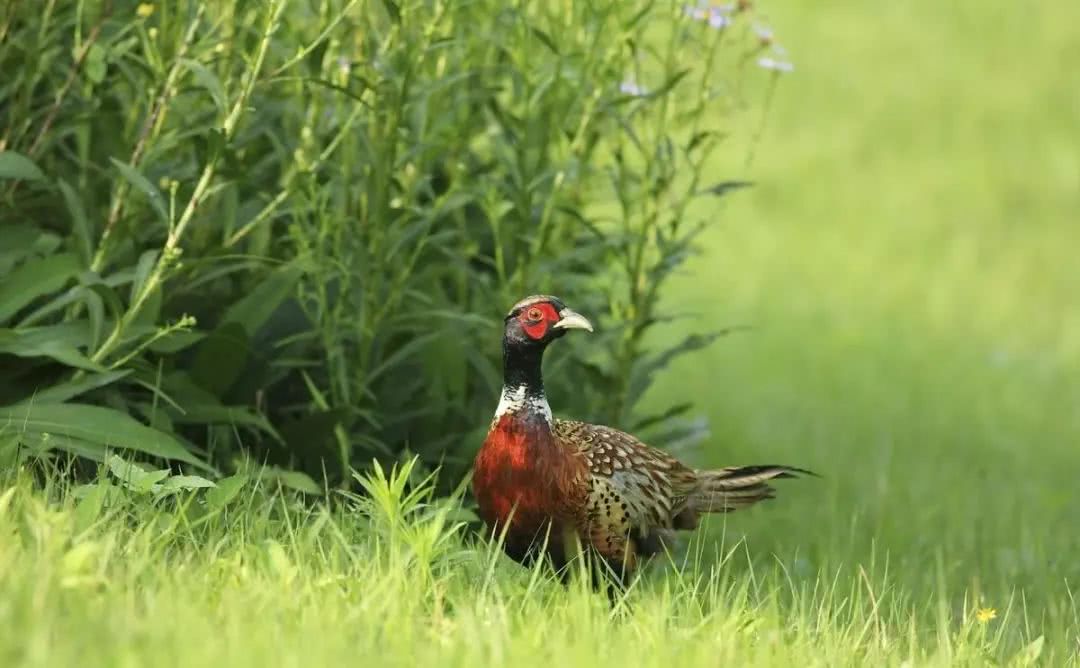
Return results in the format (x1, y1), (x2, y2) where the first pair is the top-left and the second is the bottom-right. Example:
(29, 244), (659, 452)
(0, 0), (785, 487)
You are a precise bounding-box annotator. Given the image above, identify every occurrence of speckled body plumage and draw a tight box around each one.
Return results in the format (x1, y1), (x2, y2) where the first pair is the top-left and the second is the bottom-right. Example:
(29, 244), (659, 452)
(472, 295), (811, 583)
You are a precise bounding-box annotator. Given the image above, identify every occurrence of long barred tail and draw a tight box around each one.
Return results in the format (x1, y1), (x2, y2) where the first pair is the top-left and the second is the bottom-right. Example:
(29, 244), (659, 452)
(688, 465), (815, 514)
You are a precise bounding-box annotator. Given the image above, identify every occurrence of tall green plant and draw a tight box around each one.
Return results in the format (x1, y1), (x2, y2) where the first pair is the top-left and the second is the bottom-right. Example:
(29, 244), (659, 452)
(0, 0), (788, 487)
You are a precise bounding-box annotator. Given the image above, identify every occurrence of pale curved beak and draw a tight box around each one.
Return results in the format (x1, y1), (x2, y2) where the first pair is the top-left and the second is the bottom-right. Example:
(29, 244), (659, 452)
(553, 308), (593, 332)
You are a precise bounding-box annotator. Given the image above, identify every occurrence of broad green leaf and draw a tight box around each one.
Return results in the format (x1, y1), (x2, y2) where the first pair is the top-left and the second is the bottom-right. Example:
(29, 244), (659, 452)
(137, 401), (176, 435)
(83, 277), (127, 319)
(190, 322), (249, 396)
(73, 481), (117, 533)
(105, 454), (152, 477)
(0, 225), (49, 276)
(650, 69), (690, 98)
(110, 158), (168, 223)
(462, 344), (500, 395)
(380, 0), (401, 23)
(85, 42), (107, 84)
(366, 332), (438, 384)
(0, 252), (80, 323)
(16, 276), (125, 328)
(206, 473), (248, 509)
(83, 285), (106, 350)
(158, 475), (216, 494)
(130, 249), (159, 303)
(528, 26), (559, 54)
(20, 370), (130, 404)
(436, 504), (481, 524)
(0, 403), (206, 467)
(17, 432), (111, 462)
(58, 179), (93, 266)
(6, 321), (90, 348)
(631, 402), (694, 432)
(220, 263), (304, 335)
(129, 279), (161, 326)
(194, 128), (226, 166)
(276, 470), (322, 495)
(106, 454), (170, 493)
(171, 403), (282, 441)
(0, 327), (107, 372)
(260, 467), (322, 495)
(161, 370), (222, 406)
(1012, 635), (1044, 666)
(180, 58), (226, 114)
(148, 329), (205, 354)
(0, 151), (45, 181)
(279, 409), (349, 455)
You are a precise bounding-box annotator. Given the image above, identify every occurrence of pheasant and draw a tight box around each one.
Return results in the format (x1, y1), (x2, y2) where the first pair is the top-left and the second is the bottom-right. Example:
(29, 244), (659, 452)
(472, 295), (813, 585)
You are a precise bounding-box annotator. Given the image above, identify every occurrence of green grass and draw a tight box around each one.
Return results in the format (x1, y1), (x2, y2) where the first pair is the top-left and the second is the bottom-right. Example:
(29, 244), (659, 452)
(4, 0), (1080, 666)
(0, 459), (1042, 668)
(653, 0), (1080, 660)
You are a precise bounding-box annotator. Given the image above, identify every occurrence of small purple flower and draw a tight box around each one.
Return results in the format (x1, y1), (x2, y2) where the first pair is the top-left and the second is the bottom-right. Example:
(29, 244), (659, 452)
(757, 56), (793, 73)
(619, 80), (647, 96)
(685, 3), (733, 29)
(708, 8), (732, 29)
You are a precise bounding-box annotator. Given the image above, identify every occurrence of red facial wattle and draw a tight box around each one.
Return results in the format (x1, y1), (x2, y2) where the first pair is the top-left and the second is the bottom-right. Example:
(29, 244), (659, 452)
(520, 302), (560, 340)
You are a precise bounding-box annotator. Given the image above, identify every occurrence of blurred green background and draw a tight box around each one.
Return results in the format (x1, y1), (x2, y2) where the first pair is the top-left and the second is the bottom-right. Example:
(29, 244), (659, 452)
(650, 0), (1080, 607)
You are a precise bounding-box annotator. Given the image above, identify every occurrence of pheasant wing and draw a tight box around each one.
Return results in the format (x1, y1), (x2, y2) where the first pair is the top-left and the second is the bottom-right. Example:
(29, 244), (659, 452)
(553, 420), (698, 560)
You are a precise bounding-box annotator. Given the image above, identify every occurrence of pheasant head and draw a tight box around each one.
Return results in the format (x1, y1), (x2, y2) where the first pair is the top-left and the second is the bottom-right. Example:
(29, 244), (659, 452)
(497, 295), (592, 422)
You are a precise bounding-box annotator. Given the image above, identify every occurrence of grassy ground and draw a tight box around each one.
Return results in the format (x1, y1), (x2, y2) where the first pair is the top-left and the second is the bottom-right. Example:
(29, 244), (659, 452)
(4, 1), (1079, 666)
(651, 0), (1080, 660)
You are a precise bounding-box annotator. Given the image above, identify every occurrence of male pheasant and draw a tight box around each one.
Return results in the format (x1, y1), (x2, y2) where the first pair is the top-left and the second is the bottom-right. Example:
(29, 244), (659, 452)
(472, 295), (812, 584)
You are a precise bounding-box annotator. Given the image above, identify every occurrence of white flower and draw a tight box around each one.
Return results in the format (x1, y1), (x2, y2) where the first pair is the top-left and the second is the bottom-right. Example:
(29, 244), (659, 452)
(754, 23), (775, 44)
(685, 3), (733, 29)
(619, 81), (647, 96)
(683, 6), (708, 20)
(757, 56), (793, 73)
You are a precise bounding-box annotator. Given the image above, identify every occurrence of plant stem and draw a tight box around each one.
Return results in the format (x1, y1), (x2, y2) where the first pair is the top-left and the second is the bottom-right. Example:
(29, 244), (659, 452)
(89, 0), (287, 366)
(91, 4), (206, 273)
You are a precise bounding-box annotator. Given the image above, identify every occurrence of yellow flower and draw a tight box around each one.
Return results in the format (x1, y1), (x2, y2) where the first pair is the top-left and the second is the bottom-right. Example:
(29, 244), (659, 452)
(976, 607), (997, 624)
(136, 3), (155, 18)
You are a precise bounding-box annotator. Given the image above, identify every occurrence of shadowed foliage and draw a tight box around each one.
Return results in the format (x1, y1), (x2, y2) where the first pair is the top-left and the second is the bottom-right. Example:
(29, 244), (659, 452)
(0, 0), (776, 488)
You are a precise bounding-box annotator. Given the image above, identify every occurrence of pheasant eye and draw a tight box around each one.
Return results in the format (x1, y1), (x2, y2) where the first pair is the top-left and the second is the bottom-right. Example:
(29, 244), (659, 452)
(526, 307), (544, 321)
